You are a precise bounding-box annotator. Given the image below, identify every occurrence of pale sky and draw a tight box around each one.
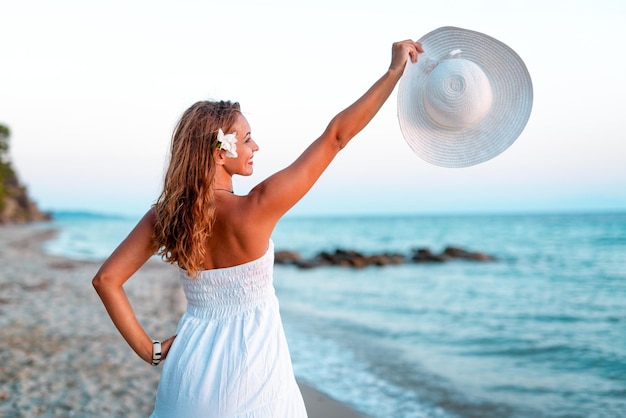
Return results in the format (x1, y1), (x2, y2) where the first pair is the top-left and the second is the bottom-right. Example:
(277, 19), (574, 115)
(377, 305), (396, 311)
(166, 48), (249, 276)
(1, 0), (625, 217)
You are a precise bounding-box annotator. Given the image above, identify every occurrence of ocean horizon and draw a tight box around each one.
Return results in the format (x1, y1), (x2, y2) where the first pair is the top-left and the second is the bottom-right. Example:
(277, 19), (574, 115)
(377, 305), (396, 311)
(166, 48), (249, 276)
(37, 210), (626, 417)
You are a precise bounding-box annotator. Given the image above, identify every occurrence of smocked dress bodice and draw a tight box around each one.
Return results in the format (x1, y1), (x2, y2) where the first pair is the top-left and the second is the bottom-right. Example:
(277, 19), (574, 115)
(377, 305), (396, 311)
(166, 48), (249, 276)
(181, 241), (276, 320)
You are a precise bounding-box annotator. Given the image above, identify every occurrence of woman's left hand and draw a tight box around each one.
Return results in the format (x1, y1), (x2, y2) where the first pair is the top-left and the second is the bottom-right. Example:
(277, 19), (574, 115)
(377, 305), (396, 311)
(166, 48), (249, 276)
(160, 335), (177, 362)
(389, 40), (424, 74)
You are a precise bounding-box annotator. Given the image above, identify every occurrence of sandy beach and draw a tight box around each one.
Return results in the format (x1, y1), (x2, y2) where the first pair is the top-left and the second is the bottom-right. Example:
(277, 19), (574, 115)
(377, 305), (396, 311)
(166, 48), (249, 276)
(0, 224), (364, 418)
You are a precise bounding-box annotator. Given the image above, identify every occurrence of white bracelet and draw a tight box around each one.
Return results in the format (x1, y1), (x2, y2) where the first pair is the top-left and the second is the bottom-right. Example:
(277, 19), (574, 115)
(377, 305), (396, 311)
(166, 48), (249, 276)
(151, 339), (162, 366)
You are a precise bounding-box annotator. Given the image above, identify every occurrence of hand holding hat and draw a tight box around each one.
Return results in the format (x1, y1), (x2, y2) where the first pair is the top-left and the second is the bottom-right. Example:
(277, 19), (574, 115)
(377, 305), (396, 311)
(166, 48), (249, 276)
(397, 27), (533, 168)
(389, 39), (424, 72)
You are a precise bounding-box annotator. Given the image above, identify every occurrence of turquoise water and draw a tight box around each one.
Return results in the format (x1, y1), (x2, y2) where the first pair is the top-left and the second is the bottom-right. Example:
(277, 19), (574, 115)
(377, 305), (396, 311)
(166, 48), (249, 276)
(43, 212), (626, 417)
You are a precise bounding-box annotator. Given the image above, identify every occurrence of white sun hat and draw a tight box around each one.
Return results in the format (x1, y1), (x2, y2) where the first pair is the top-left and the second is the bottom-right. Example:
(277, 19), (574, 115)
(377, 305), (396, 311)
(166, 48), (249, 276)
(397, 26), (533, 168)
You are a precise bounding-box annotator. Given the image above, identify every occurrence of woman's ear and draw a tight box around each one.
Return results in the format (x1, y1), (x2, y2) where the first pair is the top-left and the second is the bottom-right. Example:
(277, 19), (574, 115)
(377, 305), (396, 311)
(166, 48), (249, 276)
(214, 148), (226, 166)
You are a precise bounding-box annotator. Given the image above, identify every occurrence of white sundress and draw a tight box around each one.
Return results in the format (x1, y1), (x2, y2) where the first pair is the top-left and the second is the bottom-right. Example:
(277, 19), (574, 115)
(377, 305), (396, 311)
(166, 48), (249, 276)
(151, 240), (307, 418)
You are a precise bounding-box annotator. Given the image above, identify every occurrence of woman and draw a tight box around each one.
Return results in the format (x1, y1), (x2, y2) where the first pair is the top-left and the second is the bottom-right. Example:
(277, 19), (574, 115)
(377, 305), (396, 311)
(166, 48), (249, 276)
(92, 39), (423, 417)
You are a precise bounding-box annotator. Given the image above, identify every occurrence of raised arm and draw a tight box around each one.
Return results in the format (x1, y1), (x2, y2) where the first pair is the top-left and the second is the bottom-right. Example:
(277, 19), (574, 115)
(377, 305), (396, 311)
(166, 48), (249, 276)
(249, 40), (423, 221)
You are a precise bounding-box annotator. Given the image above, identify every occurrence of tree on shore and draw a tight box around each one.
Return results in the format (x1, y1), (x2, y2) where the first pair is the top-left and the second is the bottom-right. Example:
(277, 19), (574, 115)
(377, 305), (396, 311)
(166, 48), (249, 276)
(0, 123), (50, 223)
(0, 124), (9, 154)
(0, 123), (17, 208)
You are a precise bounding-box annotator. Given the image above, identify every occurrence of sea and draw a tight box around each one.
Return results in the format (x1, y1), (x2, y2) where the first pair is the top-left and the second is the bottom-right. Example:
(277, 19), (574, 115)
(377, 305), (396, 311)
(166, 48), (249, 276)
(41, 211), (626, 418)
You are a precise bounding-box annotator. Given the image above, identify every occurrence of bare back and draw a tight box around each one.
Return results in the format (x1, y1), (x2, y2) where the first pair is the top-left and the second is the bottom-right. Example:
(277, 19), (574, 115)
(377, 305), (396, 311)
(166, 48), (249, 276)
(201, 192), (276, 270)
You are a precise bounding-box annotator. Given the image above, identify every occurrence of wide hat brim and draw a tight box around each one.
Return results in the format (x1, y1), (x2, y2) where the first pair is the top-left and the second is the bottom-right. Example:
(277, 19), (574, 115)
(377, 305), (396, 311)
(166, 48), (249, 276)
(397, 26), (533, 168)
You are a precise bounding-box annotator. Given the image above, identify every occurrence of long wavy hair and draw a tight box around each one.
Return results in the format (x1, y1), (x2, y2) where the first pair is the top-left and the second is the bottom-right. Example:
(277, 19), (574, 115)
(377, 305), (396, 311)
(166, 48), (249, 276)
(153, 100), (241, 276)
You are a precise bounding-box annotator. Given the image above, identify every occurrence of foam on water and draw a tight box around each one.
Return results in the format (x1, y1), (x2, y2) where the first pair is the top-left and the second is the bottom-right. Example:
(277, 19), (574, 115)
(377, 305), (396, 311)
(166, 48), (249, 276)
(285, 325), (456, 418)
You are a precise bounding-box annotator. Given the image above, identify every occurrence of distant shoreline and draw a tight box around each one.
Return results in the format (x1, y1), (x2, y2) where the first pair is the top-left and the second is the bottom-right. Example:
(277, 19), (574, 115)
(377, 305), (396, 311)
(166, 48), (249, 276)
(42, 208), (626, 222)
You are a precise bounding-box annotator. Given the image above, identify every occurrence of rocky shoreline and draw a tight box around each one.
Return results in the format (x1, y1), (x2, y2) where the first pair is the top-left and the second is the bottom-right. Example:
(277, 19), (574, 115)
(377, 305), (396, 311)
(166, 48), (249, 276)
(275, 246), (496, 269)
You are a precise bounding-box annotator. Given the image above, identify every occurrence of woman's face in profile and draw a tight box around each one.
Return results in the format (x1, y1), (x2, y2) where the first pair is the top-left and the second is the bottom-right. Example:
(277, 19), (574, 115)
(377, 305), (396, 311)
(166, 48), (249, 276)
(224, 114), (258, 177)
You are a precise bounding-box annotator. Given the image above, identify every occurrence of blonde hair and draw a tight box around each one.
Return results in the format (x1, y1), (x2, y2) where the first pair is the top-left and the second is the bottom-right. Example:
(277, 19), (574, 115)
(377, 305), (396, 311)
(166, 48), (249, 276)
(153, 100), (241, 275)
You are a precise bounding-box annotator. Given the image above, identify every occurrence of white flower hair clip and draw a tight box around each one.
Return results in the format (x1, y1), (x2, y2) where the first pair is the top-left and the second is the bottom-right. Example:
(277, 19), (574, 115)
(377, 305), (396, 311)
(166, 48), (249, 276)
(216, 129), (238, 158)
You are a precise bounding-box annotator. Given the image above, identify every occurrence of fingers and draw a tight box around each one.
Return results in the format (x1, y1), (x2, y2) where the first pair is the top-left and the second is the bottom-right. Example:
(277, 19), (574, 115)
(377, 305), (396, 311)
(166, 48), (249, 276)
(415, 41), (424, 58)
(160, 334), (177, 361)
(390, 40), (423, 72)
(405, 40), (424, 63)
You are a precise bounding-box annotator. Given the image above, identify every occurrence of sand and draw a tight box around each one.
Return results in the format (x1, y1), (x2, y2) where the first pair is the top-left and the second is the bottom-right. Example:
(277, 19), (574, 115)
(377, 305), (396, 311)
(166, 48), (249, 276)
(0, 224), (364, 418)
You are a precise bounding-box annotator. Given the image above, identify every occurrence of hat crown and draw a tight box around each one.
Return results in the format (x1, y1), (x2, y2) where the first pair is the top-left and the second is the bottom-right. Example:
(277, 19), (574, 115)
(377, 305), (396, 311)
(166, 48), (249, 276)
(422, 58), (493, 130)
